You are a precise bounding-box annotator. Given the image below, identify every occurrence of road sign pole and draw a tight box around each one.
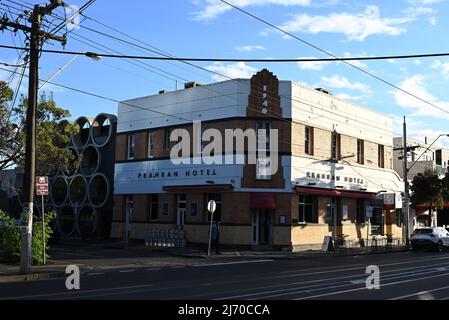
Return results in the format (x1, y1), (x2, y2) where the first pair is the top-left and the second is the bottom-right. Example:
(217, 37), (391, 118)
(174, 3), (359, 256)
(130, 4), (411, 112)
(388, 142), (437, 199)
(207, 211), (214, 257)
(41, 194), (45, 265)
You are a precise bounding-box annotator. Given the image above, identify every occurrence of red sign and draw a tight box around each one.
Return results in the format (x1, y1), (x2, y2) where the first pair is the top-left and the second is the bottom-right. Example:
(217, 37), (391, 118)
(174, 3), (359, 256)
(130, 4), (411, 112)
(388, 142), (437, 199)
(36, 176), (49, 196)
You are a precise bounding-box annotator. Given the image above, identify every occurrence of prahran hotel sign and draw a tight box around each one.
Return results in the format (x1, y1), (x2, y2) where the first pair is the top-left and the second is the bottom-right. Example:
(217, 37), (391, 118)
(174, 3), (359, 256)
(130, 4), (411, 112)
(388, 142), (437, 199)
(137, 169), (218, 180)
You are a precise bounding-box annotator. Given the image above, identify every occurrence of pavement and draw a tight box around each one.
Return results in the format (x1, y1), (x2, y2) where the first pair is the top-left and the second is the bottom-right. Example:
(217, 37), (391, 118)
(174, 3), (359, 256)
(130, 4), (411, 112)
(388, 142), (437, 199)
(0, 239), (408, 283)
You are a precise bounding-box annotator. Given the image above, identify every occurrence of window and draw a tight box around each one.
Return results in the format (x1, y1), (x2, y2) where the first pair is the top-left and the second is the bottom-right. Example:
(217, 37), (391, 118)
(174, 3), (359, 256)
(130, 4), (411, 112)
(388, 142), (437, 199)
(148, 132), (154, 158)
(127, 135), (135, 160)
(256, 121), (271, 152)
(164, 129), (171, 151)
(161, 202), (169, 216)
(256, 158), (272, 180)
(331, 132), (341, 160)
(357, 139), (364, 164)
(190, 202), (198, 217)
(378, 145), (385, 168)
(207, 193), (222, 222)
(148, 194), (158, 221)
(299, 195), (316, 223)
(305, 126), (314, 155)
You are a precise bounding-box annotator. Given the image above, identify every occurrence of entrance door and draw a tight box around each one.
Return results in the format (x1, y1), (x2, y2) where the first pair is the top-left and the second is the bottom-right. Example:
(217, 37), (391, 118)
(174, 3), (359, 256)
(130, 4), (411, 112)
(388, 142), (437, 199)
(252, 209), (273, 245)
(177, 208), (186, 227)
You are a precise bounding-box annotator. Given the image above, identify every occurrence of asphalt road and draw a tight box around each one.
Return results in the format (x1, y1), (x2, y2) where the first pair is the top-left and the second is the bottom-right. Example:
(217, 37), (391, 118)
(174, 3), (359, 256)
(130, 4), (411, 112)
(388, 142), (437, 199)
(2, 250), (449, 300)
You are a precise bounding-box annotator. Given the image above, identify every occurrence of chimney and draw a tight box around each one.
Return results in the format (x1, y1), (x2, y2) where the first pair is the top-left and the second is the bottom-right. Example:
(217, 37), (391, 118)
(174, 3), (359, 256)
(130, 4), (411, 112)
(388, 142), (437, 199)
(184, 81), (203, 89)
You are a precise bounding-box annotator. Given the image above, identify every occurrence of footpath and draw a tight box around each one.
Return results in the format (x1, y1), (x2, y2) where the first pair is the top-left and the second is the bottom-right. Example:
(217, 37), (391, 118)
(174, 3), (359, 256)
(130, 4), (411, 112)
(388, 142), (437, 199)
(0, 239), (408, 283)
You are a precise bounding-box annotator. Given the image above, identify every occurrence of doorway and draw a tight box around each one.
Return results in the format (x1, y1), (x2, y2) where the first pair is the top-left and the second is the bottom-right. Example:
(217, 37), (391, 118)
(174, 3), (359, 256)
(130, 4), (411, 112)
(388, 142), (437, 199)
(252, 209), (273, 245)
(177, 194), (186, 228)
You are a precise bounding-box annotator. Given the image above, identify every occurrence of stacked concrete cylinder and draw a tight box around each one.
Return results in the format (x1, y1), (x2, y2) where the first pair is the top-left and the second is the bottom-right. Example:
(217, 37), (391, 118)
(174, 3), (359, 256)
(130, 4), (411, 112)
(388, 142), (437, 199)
(50, 114), (117, 240)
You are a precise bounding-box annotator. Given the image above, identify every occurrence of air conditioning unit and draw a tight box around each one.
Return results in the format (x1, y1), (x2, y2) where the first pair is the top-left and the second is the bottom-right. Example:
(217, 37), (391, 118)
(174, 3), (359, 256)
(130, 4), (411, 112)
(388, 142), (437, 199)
(184, 81), (202, 89)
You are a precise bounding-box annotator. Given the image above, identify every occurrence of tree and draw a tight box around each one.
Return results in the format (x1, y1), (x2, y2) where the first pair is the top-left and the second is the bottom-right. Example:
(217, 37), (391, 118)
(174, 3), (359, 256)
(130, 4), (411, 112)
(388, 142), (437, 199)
(410, 169), (442, 226)
(0, 81), (77, 176)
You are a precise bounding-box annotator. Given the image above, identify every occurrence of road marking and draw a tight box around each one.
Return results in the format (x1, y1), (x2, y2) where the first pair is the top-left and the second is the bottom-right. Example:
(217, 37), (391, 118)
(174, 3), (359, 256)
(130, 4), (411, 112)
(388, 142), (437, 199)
(119, 270), (135, 273)
(437, 267), (447, 271)
(295, 272), (449, 300)
(390, 284), (449, 300)
(172, 266), (185, 269)
(147, 268), (161, 271)
(349, 280), (365, 284)
(193, 260), (273, 267)
(87, 273), (105, 276)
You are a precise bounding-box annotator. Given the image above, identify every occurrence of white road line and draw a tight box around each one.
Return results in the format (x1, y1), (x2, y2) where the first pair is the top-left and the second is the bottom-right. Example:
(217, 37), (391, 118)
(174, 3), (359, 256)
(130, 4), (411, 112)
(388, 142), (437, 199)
(193, 260), (273, 267)
(147, 268), (161, 271)
(119, 270), (135, 273)
(390, 284), (449, 300)
(87, 273), (105, 276)
(175, 262), (449, 300)
(172, 266), (185, 269)
(217, 267), (445, 300)
(295, 272), (449, 300)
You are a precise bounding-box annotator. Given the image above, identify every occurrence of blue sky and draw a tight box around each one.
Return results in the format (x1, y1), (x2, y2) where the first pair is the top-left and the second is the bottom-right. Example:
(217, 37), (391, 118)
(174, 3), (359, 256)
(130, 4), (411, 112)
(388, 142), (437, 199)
(2, 0), (449, 146)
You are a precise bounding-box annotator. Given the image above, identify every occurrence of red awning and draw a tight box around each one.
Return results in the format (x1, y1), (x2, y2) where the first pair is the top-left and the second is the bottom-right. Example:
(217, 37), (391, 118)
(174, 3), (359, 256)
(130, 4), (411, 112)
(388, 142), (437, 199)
(250, 192), (276, 209)
(295, 187), (376, 199)
(163, 184), (234, 193)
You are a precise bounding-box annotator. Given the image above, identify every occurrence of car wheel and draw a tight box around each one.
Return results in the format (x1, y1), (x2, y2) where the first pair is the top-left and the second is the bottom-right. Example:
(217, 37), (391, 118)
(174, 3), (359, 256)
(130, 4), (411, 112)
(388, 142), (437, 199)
(436, 241), (443, 253)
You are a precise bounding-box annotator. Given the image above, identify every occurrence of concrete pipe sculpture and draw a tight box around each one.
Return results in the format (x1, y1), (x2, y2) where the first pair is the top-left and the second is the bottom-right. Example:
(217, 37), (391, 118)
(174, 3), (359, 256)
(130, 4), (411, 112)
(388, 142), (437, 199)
(80, 145), (101, 177)
(91, 113), (117, 148)
(69, 175), (88, 207)
(58, 205), (77, 236)
(87, 173), (110, 208)
(50, 176), (68, 208)
(63, 147), (80, 178)
(77, 205), (98, 236)
(71, 116), (93, 149)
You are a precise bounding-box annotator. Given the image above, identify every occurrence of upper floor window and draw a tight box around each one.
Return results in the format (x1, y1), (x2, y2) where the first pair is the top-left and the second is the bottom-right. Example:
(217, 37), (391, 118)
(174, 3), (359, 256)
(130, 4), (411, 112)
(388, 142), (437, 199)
(331, 132), (341, 160)
(164, 129), (171, 151)
(256, 121), (271, 152)
(357, 139), (364, 164)
(148, 132), (154, 158)
(378, 144), (385, 168)
(305, 126), (314, 155)
(127, 134), (135, 160)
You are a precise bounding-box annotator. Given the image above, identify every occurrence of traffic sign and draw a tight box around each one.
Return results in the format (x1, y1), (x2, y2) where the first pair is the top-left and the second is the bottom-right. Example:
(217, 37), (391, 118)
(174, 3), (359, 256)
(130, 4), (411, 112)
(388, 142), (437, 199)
(36, 176), (49, 196)
(207, 200), (216, 214)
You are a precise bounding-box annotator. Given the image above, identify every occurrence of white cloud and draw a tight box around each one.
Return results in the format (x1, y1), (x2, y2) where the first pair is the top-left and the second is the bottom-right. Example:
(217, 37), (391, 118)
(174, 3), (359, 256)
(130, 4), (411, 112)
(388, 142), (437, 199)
(192, 0), (310, 21)
(342, 52), (368, 68)
(235, 45), (266, 52)
(335, 93), (363, 101)
(278, 5), (410, 41)
(320, 75), (371, 93)
(408, 0), (446, 5)
(206, 62), (257, 81)
(414, 59), (422, 65)
(297, 56), (329, 70)
(431, 60), (449, 78)
(393, 74), (449, 120)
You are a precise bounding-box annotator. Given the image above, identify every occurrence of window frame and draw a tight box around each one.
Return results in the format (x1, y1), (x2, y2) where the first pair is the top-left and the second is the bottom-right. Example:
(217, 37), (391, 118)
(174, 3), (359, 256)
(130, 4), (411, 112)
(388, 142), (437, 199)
(305, 126), (314, 156)
(298, 195), (316, 224)
(357, 139), (365, 164)
(378, 144), (385, 168)
(331, 132), (341, 161)
(127, 134), (135, 160)
(148, 132), (155, 159)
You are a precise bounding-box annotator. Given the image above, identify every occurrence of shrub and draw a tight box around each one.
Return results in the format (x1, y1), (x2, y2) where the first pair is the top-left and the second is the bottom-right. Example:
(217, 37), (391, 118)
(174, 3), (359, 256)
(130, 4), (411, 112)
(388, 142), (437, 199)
(0, 210), (56, 264)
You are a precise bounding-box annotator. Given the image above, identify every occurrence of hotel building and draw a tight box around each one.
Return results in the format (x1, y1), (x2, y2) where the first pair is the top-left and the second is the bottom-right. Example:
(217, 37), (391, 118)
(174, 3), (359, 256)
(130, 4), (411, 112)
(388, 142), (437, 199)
(111, 69), (404, 251)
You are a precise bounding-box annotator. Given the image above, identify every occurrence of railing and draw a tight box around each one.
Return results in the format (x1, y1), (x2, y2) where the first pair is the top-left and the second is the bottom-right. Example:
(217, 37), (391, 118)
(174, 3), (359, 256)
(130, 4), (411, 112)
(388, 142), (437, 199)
(145, 227), (186, 248)
(335, 233), (401, 252)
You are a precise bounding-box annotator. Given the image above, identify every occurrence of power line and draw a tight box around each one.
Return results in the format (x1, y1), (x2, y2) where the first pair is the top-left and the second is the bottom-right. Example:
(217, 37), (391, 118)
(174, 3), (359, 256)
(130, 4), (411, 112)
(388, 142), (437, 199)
(3, 44), (449, 63)
(219, 0), (449, 119)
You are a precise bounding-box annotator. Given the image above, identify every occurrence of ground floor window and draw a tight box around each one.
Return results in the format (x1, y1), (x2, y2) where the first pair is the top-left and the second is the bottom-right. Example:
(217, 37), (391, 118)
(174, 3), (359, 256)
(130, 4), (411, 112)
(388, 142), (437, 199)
(298, 195), (317, 223)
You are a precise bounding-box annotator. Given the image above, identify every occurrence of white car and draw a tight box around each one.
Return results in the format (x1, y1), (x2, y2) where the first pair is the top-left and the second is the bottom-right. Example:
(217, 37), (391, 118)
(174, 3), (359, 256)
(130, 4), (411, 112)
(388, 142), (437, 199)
(411, 227), (449, 252)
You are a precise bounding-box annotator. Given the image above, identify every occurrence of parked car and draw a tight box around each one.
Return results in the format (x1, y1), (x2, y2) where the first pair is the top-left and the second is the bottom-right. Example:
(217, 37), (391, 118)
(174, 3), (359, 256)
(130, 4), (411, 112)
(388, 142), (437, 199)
(411, 227), (449, 252)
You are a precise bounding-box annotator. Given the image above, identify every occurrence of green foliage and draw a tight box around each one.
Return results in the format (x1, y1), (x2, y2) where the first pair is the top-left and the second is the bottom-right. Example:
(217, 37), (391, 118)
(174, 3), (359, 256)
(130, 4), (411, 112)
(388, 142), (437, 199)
(0, 210), (56, 264)
(410, 169), (443, 208)
(0, 81), (78, 175)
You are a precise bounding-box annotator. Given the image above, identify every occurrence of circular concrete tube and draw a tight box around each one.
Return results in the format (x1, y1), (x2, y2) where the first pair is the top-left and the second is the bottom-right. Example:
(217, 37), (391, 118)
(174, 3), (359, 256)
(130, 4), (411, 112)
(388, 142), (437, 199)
(69, 175), (88, 207)
(88, 173), (110, 208)
(58, 206), (76, 236)
(91, 113), (116, 148)
(80, 145), (100, 177)
(63, 147), (80, 178)
(50, 176), (68, 207)
(71, 116), (93, 148)
(77, 205), (98, 236)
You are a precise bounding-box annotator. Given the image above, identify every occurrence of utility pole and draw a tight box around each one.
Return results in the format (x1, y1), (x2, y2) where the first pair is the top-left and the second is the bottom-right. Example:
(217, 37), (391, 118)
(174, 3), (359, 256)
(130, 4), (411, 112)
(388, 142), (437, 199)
(0, 1), (66, 274)
(403, 116), (411, 248)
